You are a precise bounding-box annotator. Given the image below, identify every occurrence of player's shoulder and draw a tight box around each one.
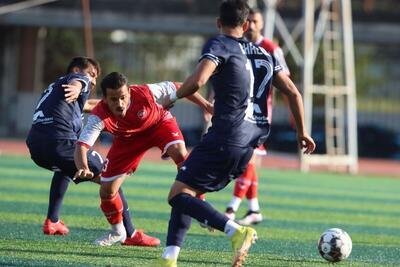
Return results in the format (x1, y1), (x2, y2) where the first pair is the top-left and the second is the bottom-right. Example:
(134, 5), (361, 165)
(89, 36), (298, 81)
(91, 100), (108, 118)
(205, 34), (242, 51)
(129, 84), (154, 99)
(259, 38), (278, 53)
(129, 84), (151, 95)
(65, 72), (90, 83)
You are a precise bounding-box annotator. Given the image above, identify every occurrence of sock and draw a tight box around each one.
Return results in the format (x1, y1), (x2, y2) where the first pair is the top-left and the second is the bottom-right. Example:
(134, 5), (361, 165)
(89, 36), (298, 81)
(163, 246), (181, 260)
(233, 165), (253, 199)
(100, 192), (123, 225)
(118, 188), (136, 237)
(47, 172), (70, 222)
(169, 193), (228, 232)
(224, 219), (241, 238)
(227, 196), (242, 212)
(166, 206), (192, 247)
(111, 221), (125, 234)
(248, 198), (260, 212)
(246, 163), (258, 200)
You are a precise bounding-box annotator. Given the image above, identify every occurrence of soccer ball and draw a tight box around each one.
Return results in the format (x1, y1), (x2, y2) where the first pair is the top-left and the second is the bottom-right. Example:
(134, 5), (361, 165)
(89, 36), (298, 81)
(318, 228), (352, 262)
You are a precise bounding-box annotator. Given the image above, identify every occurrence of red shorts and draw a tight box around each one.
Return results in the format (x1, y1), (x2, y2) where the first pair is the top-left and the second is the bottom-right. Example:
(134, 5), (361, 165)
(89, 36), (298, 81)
(101, 118), (184, 181)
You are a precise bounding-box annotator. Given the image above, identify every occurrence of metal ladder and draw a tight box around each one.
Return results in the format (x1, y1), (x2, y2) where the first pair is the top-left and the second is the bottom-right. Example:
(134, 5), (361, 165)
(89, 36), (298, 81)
(323, 0), (346, 160)
(302, 0), (358, 173)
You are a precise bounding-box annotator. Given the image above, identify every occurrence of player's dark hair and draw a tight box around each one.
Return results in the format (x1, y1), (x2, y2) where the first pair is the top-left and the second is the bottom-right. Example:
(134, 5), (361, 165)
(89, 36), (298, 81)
(249, 7), (262, 16)
(100, 72), (128, 97)
(219, 0), (250, 27)
(66, 56), (101, 76)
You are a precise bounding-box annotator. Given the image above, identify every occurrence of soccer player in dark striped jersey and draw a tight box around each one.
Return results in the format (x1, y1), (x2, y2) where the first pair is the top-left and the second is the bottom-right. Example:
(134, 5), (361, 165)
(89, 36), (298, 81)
(155, 1), (316, 266)
(25, 57), (141, 246)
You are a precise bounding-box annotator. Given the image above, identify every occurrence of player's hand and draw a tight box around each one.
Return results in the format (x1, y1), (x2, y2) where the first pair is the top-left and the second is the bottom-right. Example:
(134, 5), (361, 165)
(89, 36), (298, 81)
(297, 133), (316, 154)
(63, 84), (82, 103)
(73, 168), (94, 181)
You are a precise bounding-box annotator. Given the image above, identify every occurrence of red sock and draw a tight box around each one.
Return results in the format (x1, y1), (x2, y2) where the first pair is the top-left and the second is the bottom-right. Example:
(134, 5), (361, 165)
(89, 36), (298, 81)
(233, 163), (253, 198)
(246, 163), (258, 199)
(100, 193), (123, 225)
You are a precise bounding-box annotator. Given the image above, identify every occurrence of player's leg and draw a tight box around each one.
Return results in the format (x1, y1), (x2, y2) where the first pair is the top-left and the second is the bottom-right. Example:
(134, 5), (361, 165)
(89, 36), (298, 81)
(43, 171), (70, 235)
(95, 138), (159, 246)
(30, 139), (75, 236)
(74, 149), (137, 241)
(238, 161), (263, 225)
(95, 174), (127, 246)
(225, 153), (257, 220)
(160, 143), (257, 266)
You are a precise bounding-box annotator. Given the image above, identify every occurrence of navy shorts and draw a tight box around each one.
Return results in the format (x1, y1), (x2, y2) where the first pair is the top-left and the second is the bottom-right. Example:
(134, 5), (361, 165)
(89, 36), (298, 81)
(26, 138), (103, 184)
(176, 139), (254, 192)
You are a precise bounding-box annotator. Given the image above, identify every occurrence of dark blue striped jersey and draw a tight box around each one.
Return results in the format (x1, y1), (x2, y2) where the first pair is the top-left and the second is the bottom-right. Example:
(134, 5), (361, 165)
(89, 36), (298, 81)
(201, 35), (282, 147)
(27, 73), (91, 141)
(239, 39), (282, 128)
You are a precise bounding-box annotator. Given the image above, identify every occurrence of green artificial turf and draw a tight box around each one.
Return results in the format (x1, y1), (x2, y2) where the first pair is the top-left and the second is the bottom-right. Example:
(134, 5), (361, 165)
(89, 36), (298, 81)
(0, 154), (399, 266)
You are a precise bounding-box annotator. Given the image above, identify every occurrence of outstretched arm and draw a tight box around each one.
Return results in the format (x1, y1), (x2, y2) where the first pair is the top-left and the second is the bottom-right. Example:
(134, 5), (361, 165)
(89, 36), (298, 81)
(73, 114), (104, 179)
(273, 71), (316, 154)
(74, 143), (93, 180)
(148, 80), (214, 115)
(184, 92), (214, 116)
(163, 59), (217, 108)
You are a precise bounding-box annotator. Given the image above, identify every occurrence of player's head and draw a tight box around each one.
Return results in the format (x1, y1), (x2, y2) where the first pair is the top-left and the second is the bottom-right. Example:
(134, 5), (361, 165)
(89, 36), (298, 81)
(66, 56), (100, 88)
(217, 0), (250, 33)
(100, 72), (130, 118)
(245, 8), (264, 43)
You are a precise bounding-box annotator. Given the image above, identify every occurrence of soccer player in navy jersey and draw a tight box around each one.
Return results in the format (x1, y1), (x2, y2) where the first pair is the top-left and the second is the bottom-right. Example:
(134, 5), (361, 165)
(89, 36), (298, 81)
(156, 1), (316, 266)
(25, 57), (144, 246)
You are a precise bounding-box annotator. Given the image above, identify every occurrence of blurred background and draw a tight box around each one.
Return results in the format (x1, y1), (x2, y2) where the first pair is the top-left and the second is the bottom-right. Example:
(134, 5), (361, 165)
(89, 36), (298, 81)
(0, 0), (399, 160)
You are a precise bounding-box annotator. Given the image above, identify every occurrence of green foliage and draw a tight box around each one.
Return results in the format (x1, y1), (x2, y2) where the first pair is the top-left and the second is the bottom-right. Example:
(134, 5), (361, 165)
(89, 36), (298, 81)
(43, 28), (85, 85)
(0, 155), (399, 266)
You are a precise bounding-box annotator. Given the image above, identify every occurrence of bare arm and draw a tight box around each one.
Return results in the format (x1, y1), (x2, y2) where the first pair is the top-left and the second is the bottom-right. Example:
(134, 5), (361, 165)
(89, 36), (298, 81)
(186, 92), (214, 115)
(73, 114), (104, 179)
(272, 71), (316, 154)
(163, 59), (217, 108)
(83, 99), (101, 113)
(73, 143), (93, 180)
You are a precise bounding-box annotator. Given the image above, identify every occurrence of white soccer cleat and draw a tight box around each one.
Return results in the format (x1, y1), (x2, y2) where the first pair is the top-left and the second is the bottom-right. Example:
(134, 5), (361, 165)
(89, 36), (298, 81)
(237, 211), (263, 226)
(93, 230), (127, 246)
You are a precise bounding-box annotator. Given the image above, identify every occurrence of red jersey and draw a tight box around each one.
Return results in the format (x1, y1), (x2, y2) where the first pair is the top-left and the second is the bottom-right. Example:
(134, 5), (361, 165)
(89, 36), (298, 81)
(92, 85), (171, 139)
(78, 81), (178, 147)
(256, 37), (290, 76)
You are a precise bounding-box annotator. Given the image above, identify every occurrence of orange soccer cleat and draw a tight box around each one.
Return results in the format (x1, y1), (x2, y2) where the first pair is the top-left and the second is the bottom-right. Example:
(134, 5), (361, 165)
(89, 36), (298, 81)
(42, 218), (69, 235)
(122, 230), (160, 247)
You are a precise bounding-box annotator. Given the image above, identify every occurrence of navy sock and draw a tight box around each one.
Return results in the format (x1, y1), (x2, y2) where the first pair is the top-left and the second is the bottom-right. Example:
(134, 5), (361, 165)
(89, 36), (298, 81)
(166, 207), (192, 246)
(47, 172), (70, 222)
(119, 188), (135, 237)
(169, 193), (228, 232)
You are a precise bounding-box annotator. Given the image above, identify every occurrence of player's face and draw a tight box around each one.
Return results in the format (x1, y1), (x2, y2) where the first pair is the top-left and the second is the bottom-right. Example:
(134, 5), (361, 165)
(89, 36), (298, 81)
(81, 64), (98, 88)
(245, 13), (264, 43)
(105, 84), (130, 118)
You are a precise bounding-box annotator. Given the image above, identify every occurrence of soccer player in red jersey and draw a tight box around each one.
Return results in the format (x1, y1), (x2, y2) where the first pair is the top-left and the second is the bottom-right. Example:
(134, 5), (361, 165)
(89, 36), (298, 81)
(224, 8), (293, 225)
(74, 72), (212, 246)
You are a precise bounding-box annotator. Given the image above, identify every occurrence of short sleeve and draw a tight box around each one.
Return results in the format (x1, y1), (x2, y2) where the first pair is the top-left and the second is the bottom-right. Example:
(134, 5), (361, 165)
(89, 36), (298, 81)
(199, 37), (229, 67)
